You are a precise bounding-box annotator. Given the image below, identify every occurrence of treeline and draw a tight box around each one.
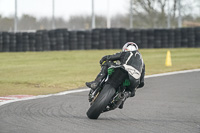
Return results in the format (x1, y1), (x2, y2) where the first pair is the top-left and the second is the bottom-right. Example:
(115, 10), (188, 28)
(1, 13), (200, 32)
(1, 0), (200, 31)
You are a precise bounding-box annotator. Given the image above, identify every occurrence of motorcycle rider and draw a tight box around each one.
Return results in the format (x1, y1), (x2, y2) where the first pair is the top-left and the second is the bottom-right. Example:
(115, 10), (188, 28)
(86, 42), (145, 108)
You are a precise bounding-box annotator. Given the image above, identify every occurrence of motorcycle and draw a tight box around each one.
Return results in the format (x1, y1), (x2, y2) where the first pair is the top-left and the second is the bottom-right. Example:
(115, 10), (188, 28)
(86, 64), (131, 119)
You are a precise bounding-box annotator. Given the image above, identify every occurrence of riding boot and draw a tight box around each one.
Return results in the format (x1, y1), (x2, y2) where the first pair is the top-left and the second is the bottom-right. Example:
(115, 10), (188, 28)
(130, 88), (136, 97)
(86, 65), (108, 90)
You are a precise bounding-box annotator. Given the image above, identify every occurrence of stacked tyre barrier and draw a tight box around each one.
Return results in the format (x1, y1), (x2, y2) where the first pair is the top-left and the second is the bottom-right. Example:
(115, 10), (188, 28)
(147, 29), (154, 48)
(2, 32), (10, 52)
(0, 27), (200, 52)
(119, 28), (127, 48)
(0, 32), (3, 51)
(85, 30), (92, 49)
(55, 29), (64, 50)
(168, 29), (175, 48)
(35, 31), (43, 51)
(92, 29), (100, 49)
(99, 29), (106, 49)
(105, 29), (113, 49)
(22, 32), (29, 51)
(29, 33), (36, 51)
(112, 29), (120, 49)
(69, 31), (78, 50)
(77, 31), (85, 50)
(10, 33), (16, 52)
(195, 27), (200, 47)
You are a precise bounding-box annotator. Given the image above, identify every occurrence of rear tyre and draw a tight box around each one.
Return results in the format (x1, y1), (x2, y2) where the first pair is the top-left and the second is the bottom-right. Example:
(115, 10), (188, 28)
(86, 84), (115, 119)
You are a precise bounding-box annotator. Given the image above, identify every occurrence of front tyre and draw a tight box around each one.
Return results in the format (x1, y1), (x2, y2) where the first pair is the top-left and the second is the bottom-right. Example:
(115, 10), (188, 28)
(86, 84), (115, 119)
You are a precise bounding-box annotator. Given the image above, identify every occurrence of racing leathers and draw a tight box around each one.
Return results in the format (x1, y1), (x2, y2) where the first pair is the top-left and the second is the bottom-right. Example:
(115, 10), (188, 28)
(86, 50), (145, 97)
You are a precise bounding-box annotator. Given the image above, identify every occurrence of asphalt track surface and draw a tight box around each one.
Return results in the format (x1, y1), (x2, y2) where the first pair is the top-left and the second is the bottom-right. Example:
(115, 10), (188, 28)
(0, 70), (200, 133)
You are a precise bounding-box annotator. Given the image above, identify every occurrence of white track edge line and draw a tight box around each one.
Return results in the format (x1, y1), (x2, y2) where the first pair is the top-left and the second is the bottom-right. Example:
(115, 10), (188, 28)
(0, 69), (200, 106)
(145, 69), (200, 78)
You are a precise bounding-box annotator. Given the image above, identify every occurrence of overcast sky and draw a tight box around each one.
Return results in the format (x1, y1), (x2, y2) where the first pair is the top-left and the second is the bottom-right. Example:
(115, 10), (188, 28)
(0, 0), (129, 20)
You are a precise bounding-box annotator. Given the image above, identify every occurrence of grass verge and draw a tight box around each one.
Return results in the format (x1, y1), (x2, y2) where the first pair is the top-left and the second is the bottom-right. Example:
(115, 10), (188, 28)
(0, 48), (199, 96)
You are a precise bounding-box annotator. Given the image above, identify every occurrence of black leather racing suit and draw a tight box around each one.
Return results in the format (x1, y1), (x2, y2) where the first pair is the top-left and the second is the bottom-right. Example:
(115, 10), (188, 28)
(98, 50), (145, 96)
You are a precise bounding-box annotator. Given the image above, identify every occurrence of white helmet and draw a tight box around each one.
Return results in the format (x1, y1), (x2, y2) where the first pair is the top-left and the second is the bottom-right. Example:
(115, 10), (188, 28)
(122, 42), (138, 52)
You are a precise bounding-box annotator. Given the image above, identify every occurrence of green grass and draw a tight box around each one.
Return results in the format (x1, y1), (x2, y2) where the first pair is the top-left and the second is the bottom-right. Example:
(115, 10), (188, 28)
(0, 48), (200, 96)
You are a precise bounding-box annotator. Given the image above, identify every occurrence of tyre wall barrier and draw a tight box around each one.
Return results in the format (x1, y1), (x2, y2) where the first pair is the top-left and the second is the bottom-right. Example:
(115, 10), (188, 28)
(0, 27), (200, 52)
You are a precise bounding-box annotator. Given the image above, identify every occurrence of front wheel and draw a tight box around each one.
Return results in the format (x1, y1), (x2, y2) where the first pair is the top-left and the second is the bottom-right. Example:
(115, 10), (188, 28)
(86, 84), (115, 119)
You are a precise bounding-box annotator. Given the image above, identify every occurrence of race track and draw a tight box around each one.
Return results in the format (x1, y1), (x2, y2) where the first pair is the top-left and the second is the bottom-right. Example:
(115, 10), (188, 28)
(0, 70), (200, 133)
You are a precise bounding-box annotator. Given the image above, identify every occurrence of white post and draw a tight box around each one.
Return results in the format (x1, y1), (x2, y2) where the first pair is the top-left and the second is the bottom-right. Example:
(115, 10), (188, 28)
(130, 0), (133, 29)
(178, 0), (182, 28)
(107, 0), (111, 28)
(52, 0), (55, 29)
(92, 0), (95, 29)
(167, 0), (171, 28)
(14, 0), (18, 32)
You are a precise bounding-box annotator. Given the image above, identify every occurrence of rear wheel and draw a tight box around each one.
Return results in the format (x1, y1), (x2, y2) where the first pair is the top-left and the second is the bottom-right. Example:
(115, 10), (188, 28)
(86, 84), (115, 119)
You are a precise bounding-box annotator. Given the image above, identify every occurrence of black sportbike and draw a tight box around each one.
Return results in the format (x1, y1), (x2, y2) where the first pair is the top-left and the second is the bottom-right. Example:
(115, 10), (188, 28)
(86, 65), (131, 119)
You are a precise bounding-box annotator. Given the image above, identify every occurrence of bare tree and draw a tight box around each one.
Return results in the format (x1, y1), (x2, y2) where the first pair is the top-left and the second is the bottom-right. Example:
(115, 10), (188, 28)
(0, 16), (14, 31)
(131, 0), (180, 28)
(18, 14), (38, 30)
(112, 14), (129, 28)
(67, 15), (91, 30)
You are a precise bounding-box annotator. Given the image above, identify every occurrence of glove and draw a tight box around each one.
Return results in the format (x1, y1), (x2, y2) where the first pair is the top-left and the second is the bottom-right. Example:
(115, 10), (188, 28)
(99, 56), (107, 65)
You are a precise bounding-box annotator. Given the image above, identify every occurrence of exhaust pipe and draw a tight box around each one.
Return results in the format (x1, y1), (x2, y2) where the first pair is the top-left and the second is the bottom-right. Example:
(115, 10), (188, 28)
(113, 92), (126, 108)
